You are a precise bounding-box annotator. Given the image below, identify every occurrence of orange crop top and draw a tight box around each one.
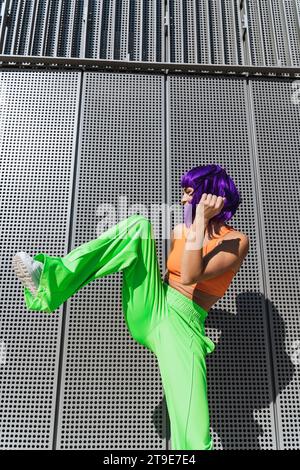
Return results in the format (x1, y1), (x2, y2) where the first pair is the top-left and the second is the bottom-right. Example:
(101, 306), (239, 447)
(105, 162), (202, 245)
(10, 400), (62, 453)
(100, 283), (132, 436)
(166, 224), (236, 297)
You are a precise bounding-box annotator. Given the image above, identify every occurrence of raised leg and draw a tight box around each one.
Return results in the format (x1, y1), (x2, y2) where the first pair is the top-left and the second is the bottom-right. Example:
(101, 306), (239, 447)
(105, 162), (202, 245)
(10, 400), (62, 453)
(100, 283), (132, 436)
(23, 214), (167, 349)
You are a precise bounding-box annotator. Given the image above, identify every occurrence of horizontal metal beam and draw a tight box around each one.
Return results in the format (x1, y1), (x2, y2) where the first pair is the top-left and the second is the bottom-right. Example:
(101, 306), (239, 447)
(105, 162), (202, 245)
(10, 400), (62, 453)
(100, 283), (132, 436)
(0, 53), (300, 77)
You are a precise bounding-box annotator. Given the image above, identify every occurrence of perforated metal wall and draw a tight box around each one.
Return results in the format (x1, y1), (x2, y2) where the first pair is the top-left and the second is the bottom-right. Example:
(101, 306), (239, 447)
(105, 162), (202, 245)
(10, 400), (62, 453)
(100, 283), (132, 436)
(0, 70), (81, 449)
(54, 72), (167, 450)
(249, 78), (300, 450)
(1, 0), (300, 67)
(0, 0), (165, 61)
(168, 75), (277, 450)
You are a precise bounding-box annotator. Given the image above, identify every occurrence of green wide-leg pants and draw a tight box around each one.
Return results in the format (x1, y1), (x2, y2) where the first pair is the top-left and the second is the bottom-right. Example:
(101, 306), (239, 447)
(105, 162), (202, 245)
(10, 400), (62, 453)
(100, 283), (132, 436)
(23, 214), (216, 450)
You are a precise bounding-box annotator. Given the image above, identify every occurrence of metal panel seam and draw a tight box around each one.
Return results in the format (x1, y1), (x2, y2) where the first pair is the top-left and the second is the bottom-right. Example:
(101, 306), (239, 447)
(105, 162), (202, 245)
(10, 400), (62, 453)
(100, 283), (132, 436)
(164, 71), (171, 451)
(245, 78), (280, 450)
(52, 70), (84, 450)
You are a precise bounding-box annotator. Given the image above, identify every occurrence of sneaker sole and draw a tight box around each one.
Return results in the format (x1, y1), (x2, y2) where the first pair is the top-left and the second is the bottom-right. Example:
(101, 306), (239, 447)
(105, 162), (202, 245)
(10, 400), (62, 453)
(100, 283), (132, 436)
(12, 254), (38, 296)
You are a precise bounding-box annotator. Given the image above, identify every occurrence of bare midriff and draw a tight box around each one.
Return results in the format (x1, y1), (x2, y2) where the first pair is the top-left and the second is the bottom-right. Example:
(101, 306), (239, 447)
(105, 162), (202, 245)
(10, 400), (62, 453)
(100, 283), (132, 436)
(163, 272), (222, 312)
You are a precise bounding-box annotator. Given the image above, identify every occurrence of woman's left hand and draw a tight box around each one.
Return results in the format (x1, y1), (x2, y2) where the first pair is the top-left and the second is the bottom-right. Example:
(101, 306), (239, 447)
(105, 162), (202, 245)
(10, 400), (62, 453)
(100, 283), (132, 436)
(194, 193), (226, 224)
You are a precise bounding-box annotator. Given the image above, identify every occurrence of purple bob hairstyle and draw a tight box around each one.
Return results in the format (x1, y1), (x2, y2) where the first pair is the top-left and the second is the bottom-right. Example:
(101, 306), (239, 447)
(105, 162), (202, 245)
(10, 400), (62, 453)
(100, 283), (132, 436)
(181, 164), (241, 228)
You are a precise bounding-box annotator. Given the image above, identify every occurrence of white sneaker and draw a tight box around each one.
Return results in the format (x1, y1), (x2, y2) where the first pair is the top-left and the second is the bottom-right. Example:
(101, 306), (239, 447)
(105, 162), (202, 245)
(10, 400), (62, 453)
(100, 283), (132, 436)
(12, 252), (44, 296)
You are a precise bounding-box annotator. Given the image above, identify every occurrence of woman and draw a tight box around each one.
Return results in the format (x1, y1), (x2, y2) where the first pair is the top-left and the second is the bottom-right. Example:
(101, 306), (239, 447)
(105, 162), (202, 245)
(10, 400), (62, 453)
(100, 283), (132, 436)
(12, 164), (249, 450)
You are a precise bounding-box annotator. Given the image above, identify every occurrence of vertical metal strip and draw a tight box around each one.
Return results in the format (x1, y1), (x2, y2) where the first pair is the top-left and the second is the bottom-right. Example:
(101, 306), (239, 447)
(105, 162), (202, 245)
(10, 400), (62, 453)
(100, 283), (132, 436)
(234, 0), (244, 64)
(192, 0), (198, 64)
(154, 0), (157, 62)
(109, 0), (116, 59)
(81, 0), (89, 58)
(52, 69), (84, 449)
(194, 0), (201, 63)
(27, 0), (38, 56)
(139, 0), (143, 61)
(29, 0), (40, 55)
(158, 0), (163, 63)
(242, 0), (252, 65)
(125, 0), (130, 60)
(256, 0), (266, 65)
(278, 0), (292, 66)
(0, 0), (9, 53)
(161, 0), (165, 63)
(123, 0), (128, 60)
(206, 0), (212, 63)
(296, 0), (300, 30)
(268, 0), (280, 66)
(69, 0), (76, 57)
(98, 0), (104, 59)
(11, 0), (23, 54)
(20, 0), (32, 55)
(171, 0), (176, 63)
(207, 0), (214, 63)
(245, 78), (280, 450)
(54, 0), (63, 57)
(180, 0), (185, 62)
(295, 0), (300, 67)
(41, 0), (51, 57)
(244, 0), (260, 65)
(284, 0), (300, 66)
(164, 72), (171, 451)
(218, 0), (225, 64)
(230, 0), (238, 64)
(164, 0), (169, 63)
(236, 0), (243, 64)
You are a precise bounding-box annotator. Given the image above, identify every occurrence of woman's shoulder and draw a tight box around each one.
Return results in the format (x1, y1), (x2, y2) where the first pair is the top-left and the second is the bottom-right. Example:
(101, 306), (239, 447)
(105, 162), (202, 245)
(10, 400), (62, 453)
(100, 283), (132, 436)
(223, 225), (249, 243)
(222, 226), (250, 272)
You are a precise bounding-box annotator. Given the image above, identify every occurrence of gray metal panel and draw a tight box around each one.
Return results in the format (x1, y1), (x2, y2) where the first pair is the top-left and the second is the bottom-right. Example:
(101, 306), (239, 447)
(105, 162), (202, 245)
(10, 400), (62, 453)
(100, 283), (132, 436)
(249, 78), (300, 450)
(0, 70), (81, 449)
(167, 75), (277, 449)
(55, 72), (167, 449)
(1, 67), (300, 450)
(284, 0), (300, 66)
(1, 0), (299, 69)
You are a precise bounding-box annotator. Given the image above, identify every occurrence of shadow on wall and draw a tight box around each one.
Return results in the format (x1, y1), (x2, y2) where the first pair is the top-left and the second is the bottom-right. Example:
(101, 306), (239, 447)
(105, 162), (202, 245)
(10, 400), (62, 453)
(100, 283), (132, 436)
(152, 293), (296, 450)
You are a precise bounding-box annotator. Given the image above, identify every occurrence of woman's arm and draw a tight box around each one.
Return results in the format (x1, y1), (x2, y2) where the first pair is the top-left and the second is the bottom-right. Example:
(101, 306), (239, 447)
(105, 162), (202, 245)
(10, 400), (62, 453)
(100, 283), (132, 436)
(181, 193), (249, 285)
(181, 216), (208, 285)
